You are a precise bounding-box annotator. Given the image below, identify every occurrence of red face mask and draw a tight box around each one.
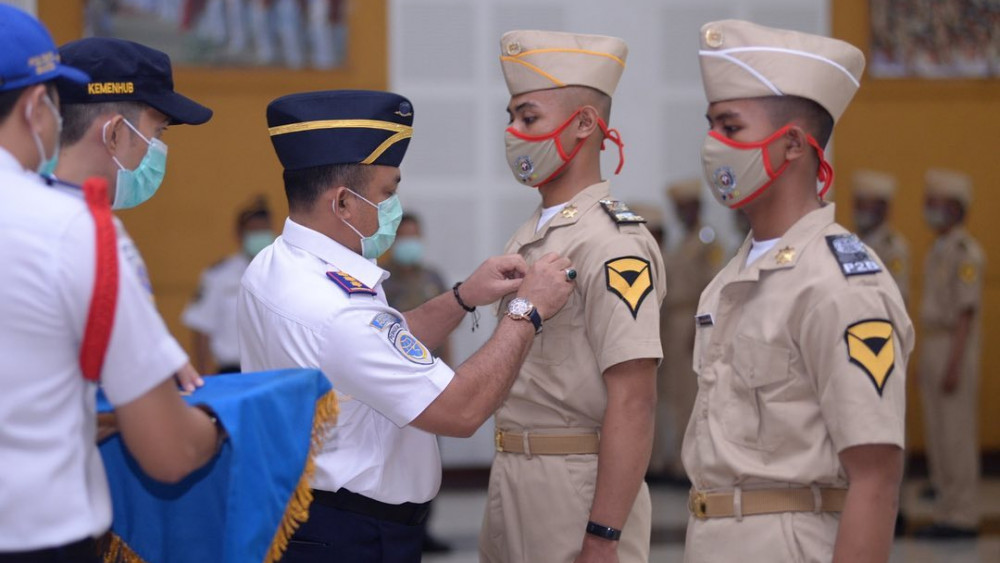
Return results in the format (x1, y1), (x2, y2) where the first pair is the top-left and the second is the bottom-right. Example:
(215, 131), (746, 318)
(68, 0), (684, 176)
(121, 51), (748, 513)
(504, 109), (625, 187)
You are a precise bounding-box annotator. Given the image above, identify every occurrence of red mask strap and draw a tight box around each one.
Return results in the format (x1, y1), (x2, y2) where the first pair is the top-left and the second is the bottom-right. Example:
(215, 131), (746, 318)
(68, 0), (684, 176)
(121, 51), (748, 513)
(808, 136), (834, 199)
(598, 118), (625, 175)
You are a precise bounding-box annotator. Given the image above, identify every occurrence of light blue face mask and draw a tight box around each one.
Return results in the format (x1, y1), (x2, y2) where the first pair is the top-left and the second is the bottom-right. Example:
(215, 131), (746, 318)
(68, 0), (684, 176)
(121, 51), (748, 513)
(242, 229), (276, 257)
(103, 118), (168, 210)
(338, 191), (403, 260)
(392, 237), (424, 266)
(26, 93), (62, 176)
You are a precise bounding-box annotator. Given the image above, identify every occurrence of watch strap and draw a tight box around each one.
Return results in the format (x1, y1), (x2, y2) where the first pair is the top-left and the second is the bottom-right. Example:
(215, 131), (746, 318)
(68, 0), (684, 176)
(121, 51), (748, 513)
(527, 307), (542, 334)
(585, 520), (622, 541)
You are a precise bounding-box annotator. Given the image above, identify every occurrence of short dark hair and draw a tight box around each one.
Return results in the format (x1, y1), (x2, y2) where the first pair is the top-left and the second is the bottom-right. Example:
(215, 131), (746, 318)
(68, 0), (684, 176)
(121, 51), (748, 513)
(282, 163), (374, 213)
(0, 83), (57, 124)
(758, 95), (834, 148)
(60, 101), (145, 146)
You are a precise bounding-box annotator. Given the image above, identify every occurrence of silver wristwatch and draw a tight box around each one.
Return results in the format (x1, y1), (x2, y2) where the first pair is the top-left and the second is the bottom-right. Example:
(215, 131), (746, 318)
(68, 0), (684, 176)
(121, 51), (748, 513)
(506, 297), (542, 334)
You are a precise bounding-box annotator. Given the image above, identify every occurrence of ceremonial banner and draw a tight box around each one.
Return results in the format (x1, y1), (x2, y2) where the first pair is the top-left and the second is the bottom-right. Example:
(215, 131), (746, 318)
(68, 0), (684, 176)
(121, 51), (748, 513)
(97, 369), (337, 563)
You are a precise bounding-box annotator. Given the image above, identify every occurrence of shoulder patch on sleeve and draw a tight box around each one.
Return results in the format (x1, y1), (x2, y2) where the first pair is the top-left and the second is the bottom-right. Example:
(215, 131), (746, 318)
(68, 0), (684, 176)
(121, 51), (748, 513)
(604, 256), (653, 319)
(825, 234), (882, 277)
(844, 319), (895, 396)
(326, 271), (377, 296)
(958, 262), (978, 284)
(369, 312), (433, 365)
(599, 199), (647, 225)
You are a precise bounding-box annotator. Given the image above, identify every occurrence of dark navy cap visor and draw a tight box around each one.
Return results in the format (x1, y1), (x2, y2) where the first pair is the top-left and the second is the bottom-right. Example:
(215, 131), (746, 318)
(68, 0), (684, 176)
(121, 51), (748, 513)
(145, 90), (213, 125)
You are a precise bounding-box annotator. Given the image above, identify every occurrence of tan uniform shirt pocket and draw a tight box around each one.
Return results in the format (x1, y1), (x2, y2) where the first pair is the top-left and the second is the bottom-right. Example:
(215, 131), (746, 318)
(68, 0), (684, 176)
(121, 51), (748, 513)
(721, 335), (793, 452)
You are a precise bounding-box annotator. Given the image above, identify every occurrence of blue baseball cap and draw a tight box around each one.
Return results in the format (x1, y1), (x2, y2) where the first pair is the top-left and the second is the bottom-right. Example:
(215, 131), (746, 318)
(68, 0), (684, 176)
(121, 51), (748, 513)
(0, 5), (89, 92)
(57, 38), (212, 125)
(266, 90), (414, 171)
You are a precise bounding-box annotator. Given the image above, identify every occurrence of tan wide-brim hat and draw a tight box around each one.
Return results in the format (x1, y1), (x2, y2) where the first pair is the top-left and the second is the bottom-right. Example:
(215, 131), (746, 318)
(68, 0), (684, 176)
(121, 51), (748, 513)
(666, 178), (703, 202)
(698, 20), (865, 122)
(500, 30), (628, 97)
(925, 168), (973, 206)
(852, 169), (897, 200)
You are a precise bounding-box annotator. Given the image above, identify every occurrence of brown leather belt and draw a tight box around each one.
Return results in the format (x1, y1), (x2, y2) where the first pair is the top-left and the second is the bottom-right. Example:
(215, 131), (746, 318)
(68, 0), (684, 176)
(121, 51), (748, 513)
(688, 487), (847, 519)
(494, 429), (600, 455)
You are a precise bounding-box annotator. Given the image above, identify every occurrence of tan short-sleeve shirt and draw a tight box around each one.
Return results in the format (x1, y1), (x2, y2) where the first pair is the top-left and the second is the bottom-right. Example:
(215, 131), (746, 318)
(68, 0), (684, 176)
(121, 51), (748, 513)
(683, 205), (913, 491)
(496, 181), (666, 430)
(921, 227), (985, 329)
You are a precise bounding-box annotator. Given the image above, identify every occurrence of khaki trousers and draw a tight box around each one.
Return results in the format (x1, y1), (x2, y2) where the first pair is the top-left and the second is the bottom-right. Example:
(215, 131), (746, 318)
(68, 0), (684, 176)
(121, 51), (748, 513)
(480, 453), (651, 563)
(684, 512), (839, 563)
(918, 330), (981, 528)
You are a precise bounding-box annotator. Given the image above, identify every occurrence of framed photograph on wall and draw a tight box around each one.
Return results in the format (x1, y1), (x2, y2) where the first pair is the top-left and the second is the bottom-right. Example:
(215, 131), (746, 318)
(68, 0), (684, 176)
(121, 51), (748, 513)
(869, 0), (998, 78)
(84, 0), (350, 70)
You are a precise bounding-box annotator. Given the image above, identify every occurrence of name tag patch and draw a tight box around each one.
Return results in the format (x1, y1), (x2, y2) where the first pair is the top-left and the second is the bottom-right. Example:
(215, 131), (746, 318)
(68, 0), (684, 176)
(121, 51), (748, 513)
(695, 313), (714, 327)
(825, 235), (881, 277)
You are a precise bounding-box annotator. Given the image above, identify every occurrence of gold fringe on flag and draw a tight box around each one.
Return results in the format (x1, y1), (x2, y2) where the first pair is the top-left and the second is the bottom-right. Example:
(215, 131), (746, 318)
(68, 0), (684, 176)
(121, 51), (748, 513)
(102, 533), (146, 563)
(265, 390), (340, 563)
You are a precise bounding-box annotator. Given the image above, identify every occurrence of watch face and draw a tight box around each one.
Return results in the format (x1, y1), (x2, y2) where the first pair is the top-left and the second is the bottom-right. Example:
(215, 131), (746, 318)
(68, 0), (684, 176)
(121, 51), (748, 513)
(508, 297), (532, 316)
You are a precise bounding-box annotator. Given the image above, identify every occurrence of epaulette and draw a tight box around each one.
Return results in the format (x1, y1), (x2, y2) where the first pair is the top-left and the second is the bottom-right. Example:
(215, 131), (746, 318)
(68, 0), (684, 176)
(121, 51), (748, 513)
(326, 271), (377, 295)
(599, 199), (647, 225)
(825, 234), (881, 277)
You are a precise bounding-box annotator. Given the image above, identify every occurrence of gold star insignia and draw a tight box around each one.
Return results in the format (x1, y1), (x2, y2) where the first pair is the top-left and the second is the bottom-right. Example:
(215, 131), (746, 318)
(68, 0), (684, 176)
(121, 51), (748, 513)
(775, 246), (796, 265)
(561, 205), (578, 219)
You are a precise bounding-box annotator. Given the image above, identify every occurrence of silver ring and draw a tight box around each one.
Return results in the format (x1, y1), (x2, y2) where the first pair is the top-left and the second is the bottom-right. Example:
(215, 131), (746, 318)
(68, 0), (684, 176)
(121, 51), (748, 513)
(565, 268), (577, 281)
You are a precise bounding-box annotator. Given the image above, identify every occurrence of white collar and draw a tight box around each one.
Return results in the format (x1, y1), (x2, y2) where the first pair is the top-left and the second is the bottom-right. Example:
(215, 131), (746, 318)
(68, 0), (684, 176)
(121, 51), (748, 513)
(0, 146), (27, 174)
(280, 217), (387, 289)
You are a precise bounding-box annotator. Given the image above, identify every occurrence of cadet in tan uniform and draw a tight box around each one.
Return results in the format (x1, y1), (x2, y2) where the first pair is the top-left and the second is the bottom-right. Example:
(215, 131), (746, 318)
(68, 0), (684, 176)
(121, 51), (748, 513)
(480, 30), (665, 563)
(914, 168), (984, 540)
(650, 179), (723, 481)
(683, 20), (913, 563)
(852, 170), (910, 303)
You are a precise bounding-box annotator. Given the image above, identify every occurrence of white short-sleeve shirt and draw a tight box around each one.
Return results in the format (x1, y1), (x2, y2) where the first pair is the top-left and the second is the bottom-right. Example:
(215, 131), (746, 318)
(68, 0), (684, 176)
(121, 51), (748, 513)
(0, 149), (187, 550)
(182, 253), (250, 366)
(239, 218), (455, 504)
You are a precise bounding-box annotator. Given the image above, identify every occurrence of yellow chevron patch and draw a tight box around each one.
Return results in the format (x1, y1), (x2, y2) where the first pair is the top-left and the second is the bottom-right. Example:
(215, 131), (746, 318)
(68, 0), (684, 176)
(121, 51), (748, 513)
(845, 319), (895, 395)
(605, 256), (652, 319)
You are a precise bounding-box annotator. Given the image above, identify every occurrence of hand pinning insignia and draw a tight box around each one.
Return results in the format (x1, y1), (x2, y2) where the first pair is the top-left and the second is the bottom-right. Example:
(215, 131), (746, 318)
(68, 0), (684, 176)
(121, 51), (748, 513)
(844, 319), (895, 396)
(605, 256), (653, 319)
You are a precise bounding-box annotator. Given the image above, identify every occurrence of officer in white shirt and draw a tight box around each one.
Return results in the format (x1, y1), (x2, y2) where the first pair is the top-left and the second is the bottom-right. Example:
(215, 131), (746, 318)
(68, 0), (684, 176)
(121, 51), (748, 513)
(240, 90), (576, 562)
(0, 7), (224, 561)
(184, 196), (275, 373)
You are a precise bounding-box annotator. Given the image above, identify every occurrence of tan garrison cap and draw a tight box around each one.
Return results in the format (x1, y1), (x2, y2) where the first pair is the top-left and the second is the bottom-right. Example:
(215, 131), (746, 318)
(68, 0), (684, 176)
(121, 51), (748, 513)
(667, 178), (703, 202)
(852, 170), (897, 200)
(698, 20), (865, 122)
(500, 30), (628, 97)
(925, 168), (973, 206)
(629, 203), (664, 230)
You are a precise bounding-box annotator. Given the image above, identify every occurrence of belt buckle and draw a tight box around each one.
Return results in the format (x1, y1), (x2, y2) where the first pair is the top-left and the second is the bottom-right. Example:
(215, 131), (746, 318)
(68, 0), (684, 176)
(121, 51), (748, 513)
(495, 429), (504, 452)
(689, 491), (708, 519)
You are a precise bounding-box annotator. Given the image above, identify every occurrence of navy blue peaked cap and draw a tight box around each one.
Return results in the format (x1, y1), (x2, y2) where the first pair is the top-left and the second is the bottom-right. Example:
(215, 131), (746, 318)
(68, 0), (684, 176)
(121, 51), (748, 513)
(266, 90), (414, 171)
(57, 38), (212, 125)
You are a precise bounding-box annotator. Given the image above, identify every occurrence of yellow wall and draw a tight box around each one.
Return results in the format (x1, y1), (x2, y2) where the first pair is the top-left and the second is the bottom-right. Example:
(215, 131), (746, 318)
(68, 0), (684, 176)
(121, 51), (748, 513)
(833, 1), (1000, 450)
(39, 0), (388, 368)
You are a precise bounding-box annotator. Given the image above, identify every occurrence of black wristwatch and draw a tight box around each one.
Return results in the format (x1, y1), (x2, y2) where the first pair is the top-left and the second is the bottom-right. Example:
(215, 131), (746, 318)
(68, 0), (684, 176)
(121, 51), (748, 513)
(585, 520), (622, 541)
(506, 297), (542, 334)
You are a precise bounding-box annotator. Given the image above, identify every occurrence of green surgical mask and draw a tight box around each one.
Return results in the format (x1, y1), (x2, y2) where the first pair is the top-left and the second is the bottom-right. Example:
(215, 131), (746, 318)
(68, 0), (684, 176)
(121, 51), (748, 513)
(338, 191), (403, 260)
(242, 229), (275, 257)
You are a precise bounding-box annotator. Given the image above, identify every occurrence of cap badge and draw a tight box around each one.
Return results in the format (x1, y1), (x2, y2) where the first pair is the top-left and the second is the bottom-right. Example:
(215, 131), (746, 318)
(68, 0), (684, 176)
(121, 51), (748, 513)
(506, 41), (522, 56)
(395, 101), (413, 117)
(704, 28), (724, 48)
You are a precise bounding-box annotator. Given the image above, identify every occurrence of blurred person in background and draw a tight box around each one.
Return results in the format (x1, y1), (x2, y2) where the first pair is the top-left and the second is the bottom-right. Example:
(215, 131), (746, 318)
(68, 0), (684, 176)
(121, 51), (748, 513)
(852, 170), (910, 303)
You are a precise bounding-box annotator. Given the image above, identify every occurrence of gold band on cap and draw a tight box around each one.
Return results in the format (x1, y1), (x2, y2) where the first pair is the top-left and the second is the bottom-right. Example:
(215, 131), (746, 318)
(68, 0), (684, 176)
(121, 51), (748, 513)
(268, 119), (413, 165)
(510, 47), (626, 67)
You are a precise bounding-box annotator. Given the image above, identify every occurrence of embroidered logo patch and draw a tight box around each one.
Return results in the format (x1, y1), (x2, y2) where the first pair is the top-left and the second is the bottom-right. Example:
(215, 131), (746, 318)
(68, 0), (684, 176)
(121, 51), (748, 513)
(515, 155), (535, 182)
(605, 256), (653, 319)
(369, 312), (433, 365)
(826, 235), (882, 277)
(326, 271), (377, 295)
(844, 319), (895, 396)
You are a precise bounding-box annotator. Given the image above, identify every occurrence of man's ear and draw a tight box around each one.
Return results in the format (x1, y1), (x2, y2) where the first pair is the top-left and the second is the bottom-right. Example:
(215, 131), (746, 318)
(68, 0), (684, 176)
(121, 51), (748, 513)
(575, 105), (600, 139)
(101, 115), (127, 154)
(783, 126), (809, 162)
(331, 186), (355, 218)
(22, 85), (49, 129)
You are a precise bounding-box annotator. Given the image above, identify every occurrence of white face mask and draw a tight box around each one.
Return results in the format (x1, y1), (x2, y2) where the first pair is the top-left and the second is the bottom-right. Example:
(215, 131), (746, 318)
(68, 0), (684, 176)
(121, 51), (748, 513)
(701, 124), (833, 209)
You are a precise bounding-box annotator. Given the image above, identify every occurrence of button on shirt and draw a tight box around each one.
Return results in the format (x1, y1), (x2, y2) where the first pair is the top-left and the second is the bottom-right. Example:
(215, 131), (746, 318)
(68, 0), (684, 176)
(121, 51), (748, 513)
(238, 218), (455, 504)
(183, 253), (250, 366)
(0, 148), (187, 550)
(682, 205), (913, 491)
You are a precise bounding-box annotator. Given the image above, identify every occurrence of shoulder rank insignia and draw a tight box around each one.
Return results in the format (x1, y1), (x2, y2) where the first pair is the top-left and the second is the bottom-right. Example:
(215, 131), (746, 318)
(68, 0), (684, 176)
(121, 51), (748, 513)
(599, 199), (647, 225)
(844, 319), (895, 396)
(326, 271), (377, 296)
(605, 256), (653, 319)
(825, 234), (881, 277)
